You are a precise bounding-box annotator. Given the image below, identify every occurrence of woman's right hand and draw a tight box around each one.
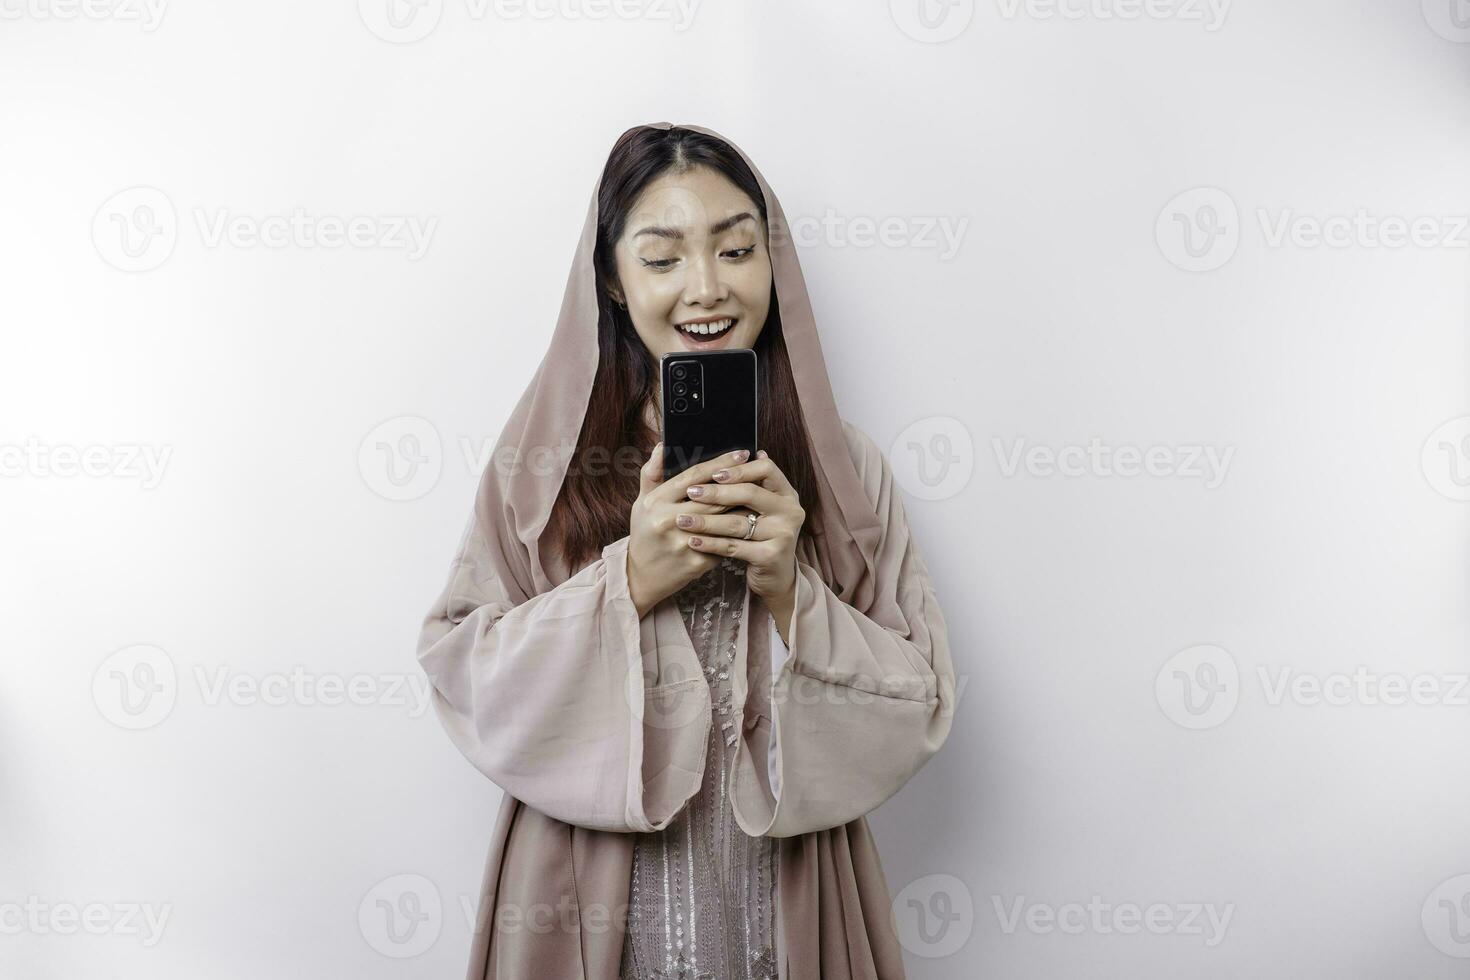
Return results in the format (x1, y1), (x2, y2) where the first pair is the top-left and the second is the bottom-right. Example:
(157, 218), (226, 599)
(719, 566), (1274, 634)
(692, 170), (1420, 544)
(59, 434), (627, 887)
(626, 443), (749, 618)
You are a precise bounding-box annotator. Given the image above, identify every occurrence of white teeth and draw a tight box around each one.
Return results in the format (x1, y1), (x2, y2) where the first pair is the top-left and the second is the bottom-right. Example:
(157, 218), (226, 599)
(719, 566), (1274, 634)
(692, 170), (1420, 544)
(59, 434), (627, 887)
(679, 317), (734, 336)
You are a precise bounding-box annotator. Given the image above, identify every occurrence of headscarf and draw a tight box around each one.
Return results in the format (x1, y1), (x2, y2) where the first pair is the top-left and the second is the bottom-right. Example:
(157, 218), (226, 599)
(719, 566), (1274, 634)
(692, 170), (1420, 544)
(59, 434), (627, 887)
(473, 121), (889, 614)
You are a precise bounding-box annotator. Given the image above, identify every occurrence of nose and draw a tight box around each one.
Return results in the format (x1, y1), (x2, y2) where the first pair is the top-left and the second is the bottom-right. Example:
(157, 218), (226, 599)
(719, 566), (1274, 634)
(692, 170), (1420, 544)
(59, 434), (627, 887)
(682, 249), (726, 308)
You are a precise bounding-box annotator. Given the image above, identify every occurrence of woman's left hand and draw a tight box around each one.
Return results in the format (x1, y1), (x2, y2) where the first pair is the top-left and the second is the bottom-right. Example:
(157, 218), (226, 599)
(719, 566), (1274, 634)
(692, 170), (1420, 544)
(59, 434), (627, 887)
(678, 449), (804, 608)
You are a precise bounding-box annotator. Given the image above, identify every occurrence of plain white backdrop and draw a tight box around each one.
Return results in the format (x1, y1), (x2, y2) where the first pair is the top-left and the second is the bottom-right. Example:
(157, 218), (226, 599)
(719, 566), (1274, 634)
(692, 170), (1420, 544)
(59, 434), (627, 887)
(3, 1), (1469, 976)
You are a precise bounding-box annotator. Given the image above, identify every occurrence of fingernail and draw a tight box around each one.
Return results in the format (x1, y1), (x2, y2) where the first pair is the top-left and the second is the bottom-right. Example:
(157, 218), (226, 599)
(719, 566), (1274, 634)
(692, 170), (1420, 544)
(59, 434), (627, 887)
(713, 469), (729, 482)
(687, 486), (703, 497)
(690, 537), (702, 546)
(733, 449), (750, 462)
(676, 515), (694, 528)
(757, 450), (767, 460)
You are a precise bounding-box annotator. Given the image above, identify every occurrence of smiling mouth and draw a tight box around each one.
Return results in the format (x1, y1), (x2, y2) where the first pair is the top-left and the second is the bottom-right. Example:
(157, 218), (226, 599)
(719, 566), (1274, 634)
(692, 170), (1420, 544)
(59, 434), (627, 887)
(675, 317), (737, 340)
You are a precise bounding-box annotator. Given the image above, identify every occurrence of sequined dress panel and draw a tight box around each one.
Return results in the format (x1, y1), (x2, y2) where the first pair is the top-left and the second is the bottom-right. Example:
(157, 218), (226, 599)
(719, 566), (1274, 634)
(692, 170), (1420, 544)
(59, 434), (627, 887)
(620, 557), (779, 980)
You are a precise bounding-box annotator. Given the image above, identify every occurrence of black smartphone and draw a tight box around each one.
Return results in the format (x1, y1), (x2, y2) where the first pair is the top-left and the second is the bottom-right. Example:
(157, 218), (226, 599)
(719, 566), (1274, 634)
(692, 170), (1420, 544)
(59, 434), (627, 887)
(660, 349), (758, 481)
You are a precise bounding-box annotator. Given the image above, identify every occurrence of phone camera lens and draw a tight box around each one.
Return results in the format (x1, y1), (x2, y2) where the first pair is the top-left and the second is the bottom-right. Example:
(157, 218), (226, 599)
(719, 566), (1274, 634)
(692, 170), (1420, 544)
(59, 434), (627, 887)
(672, 382), (687, 396)
(672, 398), (689, 413)
(672, 365), (688, 380)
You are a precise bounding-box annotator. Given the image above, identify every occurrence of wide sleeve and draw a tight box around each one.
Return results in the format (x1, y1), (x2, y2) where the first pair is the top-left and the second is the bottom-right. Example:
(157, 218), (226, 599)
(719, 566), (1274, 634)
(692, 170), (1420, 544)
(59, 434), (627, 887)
(415, 508), (713, 833)
(731, 423), (956, 838)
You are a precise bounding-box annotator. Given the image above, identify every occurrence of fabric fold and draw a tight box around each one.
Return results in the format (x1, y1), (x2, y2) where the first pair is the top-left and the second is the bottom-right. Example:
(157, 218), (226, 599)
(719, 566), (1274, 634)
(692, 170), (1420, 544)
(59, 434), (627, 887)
(416, 512), (711, 834)
(729, 421), (955, 840)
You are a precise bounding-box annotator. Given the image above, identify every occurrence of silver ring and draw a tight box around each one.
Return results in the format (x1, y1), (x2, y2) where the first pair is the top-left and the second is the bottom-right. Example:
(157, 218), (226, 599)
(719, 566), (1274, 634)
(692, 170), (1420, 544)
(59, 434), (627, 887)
(742, 512), (759, 540)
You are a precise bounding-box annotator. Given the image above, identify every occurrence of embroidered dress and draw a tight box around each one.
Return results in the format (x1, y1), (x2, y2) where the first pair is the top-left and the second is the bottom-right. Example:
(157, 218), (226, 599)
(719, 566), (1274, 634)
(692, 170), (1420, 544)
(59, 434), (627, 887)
(620, 557), (779, 980)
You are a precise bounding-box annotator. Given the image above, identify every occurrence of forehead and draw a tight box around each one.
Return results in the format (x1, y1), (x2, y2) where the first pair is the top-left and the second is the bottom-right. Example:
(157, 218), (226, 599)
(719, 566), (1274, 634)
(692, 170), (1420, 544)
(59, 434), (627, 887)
(624, 166), (761, 236)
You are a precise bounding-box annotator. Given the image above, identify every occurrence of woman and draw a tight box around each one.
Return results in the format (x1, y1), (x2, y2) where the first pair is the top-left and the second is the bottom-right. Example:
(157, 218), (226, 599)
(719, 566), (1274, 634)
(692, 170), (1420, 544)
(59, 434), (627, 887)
(416, 122), (955, 980)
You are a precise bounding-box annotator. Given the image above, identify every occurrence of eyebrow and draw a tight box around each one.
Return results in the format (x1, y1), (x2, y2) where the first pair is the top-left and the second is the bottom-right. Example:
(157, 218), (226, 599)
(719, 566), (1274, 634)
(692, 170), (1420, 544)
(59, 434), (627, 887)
(632, 211), (756, 241)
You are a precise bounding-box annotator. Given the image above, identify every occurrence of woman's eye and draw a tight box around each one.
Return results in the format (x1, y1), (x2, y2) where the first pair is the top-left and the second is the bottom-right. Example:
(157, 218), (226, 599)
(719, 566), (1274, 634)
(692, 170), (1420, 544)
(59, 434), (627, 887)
(640, 257), (677, 270)
(722, 246), (755, 260)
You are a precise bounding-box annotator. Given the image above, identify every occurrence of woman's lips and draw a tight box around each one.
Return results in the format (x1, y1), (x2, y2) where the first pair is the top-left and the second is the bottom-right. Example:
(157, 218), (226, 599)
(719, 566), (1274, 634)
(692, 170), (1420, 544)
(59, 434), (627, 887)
(674, 316), (738, 350)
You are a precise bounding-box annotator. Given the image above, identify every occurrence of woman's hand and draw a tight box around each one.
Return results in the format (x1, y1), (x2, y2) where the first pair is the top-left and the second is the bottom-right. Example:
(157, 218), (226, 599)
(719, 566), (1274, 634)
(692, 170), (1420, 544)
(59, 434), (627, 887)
(678, 450), (804, 634)
(626, 444), (748, 618)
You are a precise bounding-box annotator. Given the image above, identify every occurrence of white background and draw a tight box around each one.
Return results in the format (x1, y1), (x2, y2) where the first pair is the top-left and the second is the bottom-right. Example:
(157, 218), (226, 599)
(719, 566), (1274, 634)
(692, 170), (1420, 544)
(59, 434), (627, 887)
(3, 1), (1468, 976)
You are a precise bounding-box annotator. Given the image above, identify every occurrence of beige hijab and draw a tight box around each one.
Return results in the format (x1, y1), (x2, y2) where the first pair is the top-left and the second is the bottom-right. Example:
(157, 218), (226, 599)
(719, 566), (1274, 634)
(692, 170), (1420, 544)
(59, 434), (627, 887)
(475, 120), (889, 614)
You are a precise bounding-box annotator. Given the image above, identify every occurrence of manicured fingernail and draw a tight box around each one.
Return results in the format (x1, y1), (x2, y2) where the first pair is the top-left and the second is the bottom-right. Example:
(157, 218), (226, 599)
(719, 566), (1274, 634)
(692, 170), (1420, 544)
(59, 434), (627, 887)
(690, 537), (702, 546)
(676, 515), (694, 528)
(733, 449), (749, 462)
(687, 486), (703, 497)
(713, 469), (729, 481)
(757, 450), (768, 460)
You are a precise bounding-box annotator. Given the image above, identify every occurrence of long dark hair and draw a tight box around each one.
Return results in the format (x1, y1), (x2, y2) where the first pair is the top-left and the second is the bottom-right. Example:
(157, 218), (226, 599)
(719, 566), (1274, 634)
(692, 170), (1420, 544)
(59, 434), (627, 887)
(547, 126), (823, 571)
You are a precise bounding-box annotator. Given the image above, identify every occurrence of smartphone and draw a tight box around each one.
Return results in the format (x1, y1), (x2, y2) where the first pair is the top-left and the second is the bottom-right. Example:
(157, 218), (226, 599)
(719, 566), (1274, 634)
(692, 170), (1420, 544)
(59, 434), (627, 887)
(660, 348), (758, 481)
